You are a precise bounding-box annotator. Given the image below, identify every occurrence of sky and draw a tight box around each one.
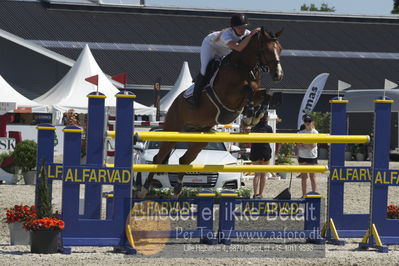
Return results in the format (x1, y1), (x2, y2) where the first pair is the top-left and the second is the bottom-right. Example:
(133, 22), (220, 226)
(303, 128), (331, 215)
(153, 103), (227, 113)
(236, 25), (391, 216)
(146, 0), (395, 16)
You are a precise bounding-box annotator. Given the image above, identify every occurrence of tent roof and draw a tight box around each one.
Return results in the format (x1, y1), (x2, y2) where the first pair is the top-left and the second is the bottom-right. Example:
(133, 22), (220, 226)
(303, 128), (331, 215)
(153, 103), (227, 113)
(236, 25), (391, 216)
(345, 89), (399, 112)
(0, 75), (48, 113)
(34, 44), (156, 116)
(159, 61), (193, 112)
(34, 44), (119, 113)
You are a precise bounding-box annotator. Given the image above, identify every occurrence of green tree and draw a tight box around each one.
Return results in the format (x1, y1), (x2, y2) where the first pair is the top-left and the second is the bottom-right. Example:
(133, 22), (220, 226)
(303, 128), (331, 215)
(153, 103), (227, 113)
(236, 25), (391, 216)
(301, 2), (335, 12)
(310, 4), (319, 11)
(392, 0), (399, 14)
(320, 3), (335, 12)
(310, 111), (330, 133)
(36, 162), (53, 218)
(301, 4), (309, 11)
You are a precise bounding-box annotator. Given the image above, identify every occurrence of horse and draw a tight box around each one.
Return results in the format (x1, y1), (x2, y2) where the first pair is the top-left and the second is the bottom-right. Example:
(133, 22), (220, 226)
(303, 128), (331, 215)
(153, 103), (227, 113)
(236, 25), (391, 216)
(138, 27), (283, 198)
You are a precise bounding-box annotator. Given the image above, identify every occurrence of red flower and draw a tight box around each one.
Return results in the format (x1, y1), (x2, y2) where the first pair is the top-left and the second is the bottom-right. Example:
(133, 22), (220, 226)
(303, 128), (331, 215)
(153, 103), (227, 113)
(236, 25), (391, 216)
(387, 204), (399, 219)
(24, 217), (65, 232)
(4, 205), (37, 224)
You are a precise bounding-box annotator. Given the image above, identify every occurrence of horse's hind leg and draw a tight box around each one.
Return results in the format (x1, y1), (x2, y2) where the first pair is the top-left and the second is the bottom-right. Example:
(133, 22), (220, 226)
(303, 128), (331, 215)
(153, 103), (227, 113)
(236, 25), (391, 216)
(174, 142), (208, 196)
(136, 141), (176, 198)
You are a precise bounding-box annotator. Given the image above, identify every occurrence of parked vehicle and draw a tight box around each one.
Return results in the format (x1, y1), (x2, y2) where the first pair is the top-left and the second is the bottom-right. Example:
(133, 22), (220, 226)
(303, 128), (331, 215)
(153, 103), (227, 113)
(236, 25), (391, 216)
(133, 129), (242, 189)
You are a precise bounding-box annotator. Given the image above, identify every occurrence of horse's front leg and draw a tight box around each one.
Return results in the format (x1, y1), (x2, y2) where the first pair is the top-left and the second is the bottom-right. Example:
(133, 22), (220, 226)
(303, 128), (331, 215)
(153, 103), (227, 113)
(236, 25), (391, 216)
(136, 141), (176, 199)
(175, 142), (208, 196)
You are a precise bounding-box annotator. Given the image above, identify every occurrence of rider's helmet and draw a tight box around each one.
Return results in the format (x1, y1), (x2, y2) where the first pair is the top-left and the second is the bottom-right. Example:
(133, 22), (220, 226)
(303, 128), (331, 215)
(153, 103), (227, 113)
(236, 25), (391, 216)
(230, 13), (249, 27)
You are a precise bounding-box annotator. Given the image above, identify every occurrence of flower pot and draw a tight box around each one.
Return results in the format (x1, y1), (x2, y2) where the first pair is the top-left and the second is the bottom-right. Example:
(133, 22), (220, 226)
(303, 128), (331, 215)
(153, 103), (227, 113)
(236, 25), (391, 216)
(9, 222), (30, 245)
(30, 230), (59, 254)
(356, 153), (365, 161)
(345, 151), (353, 161)
(23, 170), (36, 185)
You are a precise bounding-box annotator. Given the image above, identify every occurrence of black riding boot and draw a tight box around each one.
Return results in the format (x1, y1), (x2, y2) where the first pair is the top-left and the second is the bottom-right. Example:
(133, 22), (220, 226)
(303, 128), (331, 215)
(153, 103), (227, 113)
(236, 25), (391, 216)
(188, 73), (205, 107)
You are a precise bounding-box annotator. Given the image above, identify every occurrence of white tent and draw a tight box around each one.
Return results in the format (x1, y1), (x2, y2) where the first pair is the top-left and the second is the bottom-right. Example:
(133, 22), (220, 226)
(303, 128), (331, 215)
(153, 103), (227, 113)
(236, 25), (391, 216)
(345, 89), (399, 112)
(0, 75), (48, 113)
(34, 45), (155, 124)
(159, 61), (193, 113)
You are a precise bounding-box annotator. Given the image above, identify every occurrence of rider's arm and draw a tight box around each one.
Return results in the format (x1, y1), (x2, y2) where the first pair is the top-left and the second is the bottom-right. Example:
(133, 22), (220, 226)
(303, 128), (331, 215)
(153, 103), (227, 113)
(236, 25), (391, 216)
(226, 28), (260, 52)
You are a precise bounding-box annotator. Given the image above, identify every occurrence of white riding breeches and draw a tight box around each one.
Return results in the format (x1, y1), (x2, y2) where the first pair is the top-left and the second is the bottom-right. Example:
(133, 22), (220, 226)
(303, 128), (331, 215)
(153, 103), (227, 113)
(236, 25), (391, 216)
(200, 38), (216, 75)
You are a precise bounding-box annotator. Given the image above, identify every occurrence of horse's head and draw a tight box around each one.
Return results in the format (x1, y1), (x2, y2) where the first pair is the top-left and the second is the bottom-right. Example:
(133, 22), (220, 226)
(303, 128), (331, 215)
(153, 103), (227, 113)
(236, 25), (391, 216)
(256, 27), (284, 82)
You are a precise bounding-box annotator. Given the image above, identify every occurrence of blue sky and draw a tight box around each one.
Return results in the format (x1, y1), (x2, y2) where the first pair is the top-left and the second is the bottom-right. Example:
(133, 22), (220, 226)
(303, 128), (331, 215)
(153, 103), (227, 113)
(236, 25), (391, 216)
(146, 0), (395, 16)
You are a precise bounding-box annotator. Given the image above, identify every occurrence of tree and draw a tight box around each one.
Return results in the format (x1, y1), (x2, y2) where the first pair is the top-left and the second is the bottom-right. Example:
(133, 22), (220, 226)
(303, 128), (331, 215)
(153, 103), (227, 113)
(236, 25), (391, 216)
(36, 161), (53, 218)
(301, 2), (335, 12)
(392, 0), (399, 14)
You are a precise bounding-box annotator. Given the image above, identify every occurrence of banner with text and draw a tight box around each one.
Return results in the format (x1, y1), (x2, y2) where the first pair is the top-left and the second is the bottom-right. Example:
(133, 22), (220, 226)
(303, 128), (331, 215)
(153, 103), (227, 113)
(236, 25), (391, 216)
(297, 73), (329, 129)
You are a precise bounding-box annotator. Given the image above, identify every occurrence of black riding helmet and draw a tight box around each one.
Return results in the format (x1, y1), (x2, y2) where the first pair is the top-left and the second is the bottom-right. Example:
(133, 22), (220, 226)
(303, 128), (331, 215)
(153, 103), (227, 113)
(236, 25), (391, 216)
(230, 13), (249, 27)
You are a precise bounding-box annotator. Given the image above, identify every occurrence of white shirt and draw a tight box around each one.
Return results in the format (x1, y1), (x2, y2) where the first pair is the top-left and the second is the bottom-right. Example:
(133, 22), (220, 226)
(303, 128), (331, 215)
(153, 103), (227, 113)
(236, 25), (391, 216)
(205, 28), (251, 57)
(298, 128), (318, 159)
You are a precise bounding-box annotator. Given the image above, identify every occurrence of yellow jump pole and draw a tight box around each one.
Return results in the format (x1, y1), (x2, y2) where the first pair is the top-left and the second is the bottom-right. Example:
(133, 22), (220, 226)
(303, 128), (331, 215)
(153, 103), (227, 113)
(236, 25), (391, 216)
(132, 131), (369, 144)
(106, 131), (329, 139)
(105, 164), (328, 173)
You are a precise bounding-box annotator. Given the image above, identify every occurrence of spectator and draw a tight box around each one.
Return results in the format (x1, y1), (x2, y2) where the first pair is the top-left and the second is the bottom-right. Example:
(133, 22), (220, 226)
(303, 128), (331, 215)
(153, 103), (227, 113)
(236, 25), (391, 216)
(63, 109), (80, 126)
(250, 115), (273, 199)
(296, 115), (318, 196)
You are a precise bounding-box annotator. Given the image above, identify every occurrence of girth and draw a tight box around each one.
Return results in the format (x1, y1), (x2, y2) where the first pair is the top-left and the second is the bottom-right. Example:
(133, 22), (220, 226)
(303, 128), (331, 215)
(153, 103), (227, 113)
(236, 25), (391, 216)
(205, 85), (243, 125)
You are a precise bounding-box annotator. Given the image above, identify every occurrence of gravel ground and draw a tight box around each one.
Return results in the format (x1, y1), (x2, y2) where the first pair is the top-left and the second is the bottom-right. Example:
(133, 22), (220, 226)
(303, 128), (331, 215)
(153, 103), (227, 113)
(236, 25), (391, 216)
(1, 160), (399, 265)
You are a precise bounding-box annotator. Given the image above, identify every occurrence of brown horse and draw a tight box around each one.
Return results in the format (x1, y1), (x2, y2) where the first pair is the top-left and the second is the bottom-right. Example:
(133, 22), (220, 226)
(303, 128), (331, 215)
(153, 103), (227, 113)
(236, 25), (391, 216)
(138, 28), (283, 198)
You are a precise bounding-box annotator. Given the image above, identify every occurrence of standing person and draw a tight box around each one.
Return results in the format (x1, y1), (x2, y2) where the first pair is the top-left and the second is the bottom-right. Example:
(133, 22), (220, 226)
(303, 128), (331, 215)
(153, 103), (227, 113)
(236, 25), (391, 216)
(296, 115), (318, 196)
(250, 115), (273, 199)
(188, 13), (260, 106)
(153, 80), (161, 121)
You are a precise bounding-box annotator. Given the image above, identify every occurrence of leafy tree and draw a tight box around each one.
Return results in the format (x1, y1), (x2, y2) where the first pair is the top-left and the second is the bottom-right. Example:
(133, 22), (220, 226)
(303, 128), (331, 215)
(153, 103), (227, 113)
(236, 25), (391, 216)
(310, 4), (319, 11)
(392, 0), (399, 14)
(320, 3), (335, 12)
(301, 2), (335, 12)
(310, 111), (330, 133)
(300, 4), (308, 11)
(36, 162), (53, 218)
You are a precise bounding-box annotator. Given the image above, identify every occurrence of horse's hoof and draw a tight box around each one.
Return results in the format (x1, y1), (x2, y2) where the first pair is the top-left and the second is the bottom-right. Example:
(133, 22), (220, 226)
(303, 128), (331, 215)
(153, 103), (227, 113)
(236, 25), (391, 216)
(135, 187), (149, 199)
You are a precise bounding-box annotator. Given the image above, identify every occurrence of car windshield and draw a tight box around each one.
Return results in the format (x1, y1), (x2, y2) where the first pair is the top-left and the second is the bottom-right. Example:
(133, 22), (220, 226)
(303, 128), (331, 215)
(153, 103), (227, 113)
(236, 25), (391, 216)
(147, 141), (226, 151)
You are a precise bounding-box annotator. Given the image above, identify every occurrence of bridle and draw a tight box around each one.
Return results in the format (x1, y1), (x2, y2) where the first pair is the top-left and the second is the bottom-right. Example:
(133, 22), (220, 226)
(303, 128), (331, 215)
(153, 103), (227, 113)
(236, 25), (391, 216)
(243, 31), (281, 125)
(255, 30), (281, 75)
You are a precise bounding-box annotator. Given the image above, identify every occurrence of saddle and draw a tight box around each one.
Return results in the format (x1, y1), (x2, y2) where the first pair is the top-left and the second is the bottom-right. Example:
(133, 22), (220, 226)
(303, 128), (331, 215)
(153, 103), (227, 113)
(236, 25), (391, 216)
(184, 58), (243, 124)
(184, 58), (221, 99)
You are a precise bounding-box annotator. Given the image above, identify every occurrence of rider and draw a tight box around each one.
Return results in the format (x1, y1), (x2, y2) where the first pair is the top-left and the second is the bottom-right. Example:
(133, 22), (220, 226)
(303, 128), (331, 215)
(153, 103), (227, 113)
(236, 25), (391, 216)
(188, 13), (260, 106)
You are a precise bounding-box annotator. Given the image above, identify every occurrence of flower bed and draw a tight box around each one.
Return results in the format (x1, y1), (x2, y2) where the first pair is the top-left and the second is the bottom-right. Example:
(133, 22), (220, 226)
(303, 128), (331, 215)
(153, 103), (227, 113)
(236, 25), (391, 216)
(144, 187), (252, 199)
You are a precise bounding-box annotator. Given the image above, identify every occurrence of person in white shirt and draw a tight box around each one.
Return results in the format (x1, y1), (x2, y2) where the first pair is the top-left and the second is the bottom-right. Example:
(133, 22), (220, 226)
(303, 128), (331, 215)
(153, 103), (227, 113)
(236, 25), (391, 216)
(296, 115), (319, 196)
(188, 13), (260, 106)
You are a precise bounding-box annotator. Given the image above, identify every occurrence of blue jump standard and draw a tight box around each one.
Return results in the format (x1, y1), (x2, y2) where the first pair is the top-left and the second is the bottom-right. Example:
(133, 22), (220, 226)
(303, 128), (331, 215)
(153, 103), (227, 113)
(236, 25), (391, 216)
(35, 92), (397, 254)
